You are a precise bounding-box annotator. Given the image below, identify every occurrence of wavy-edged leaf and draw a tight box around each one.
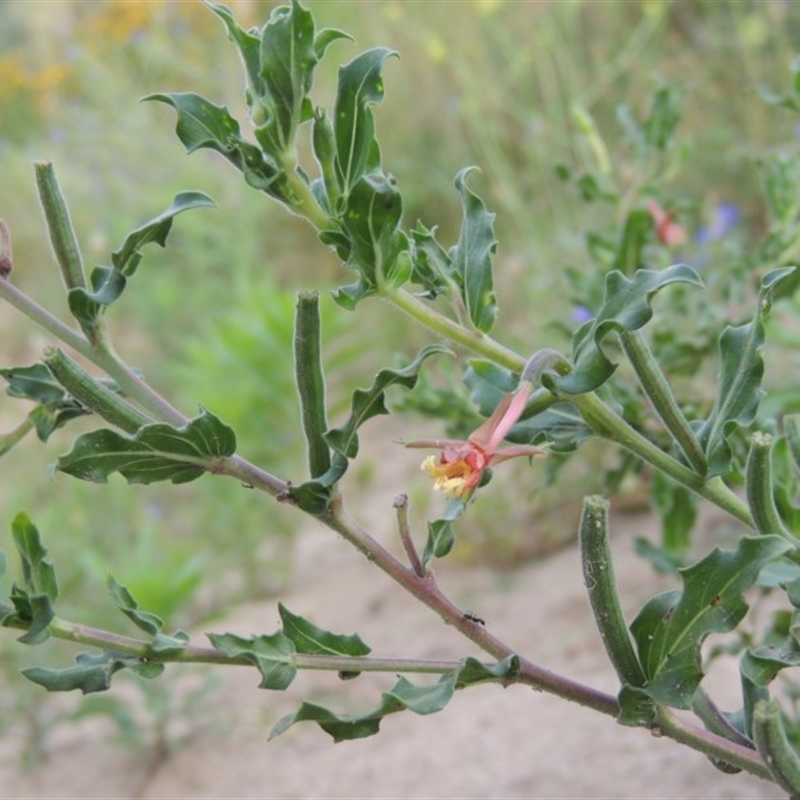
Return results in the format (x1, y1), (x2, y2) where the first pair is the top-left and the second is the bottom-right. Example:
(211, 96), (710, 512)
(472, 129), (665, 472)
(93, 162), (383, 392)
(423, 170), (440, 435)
(112, 191), (216, 275)
(208, 631), (297, 690)
(279, 603), (371, 656)
(334, 47), (397, 193)
(423, 498), (466, 567)
(451, 168), (498, 333)
(332, 172), (408, 308)
(107, 576), (163, 636)
(22, 651), (163, 695)
(271, 655), (519, 742)
(290, 346), (448, 513)
(548, 264), (703, 395)
(409, 221), (456, 299)
(67, 192), (215, 328)
(144, 92), (285, 195)
(0, 364), (89, 442)
(56, 408), (236, 485)
(325, 344), (450, 460)
(630, 535), (791, 708)
(696, 267), (796, 477)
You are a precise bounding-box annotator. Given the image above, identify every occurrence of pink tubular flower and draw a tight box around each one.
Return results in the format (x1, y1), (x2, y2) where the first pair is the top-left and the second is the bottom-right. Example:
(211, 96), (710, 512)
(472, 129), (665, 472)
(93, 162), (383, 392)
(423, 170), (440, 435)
(404, 382), (547, 500)
(646, 200), (687, 247)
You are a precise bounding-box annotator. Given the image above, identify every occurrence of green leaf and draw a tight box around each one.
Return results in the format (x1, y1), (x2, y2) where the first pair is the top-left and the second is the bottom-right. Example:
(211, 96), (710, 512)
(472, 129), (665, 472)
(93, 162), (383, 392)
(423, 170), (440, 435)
(451, 168), (498, 333)
(325, 344), (450, 460)
(650, 470), (698, 554)
(2, 364), (66, 404)
(278, 603), (371, 656)
(208, 631), (297, 690)
(112, 192), (216, 275)
(409, 221), (456, 299)
(144, 92), (286, 195)
(0, 364), (89, 442)
(271, 655), (519, 742)
(252, 0), (318, 155)
(290, 345), (447, 513)
(423, 499), (465, 566)
(22, 651), (163, 694)
(12, 512), (58, 604)
(333, 172), (407, 307)
(66, 192), (215, 329)
(696, 267), (796, 477)
(548, 264), (703, 395)
(630, 535), (791, 708)
(107, 576), (164, 636)
(334, 47), (397, 193)
(55, 408), (236, 485)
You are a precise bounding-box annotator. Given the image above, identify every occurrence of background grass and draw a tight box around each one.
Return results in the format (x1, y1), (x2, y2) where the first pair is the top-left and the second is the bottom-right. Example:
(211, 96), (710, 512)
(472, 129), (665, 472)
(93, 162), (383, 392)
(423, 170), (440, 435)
(1, 0), (800, 762)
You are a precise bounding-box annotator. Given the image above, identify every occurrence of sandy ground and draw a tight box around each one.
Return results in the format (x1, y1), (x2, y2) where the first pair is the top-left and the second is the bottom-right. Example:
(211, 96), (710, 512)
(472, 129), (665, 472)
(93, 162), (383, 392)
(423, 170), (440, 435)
(0, 500), (787, 800)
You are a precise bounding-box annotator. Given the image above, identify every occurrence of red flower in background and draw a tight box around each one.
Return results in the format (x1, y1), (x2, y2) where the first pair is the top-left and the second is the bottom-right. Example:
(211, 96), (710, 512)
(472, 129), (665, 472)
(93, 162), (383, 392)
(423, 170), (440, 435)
(647, 200), (686, 247)
(405, 382), (546, 500)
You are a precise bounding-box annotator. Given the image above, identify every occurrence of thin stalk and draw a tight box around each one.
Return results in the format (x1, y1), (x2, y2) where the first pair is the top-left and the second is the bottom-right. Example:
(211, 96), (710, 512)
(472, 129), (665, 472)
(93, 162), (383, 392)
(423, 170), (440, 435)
(393, 493), (425, 577)
(321, 496), (619, 717)
(382, 285), (525, 372)
(23, 617), (482, 674)
(656, 706), (772, 782)
(620, 329), (707, 475)
(569, 391), (754, 528)
(753, 700), (800, 794)
(0, 417), (35, 456)
(280, 154), (333, 230)
(0, 278), (186, 426)
(0, 219), (12, 277)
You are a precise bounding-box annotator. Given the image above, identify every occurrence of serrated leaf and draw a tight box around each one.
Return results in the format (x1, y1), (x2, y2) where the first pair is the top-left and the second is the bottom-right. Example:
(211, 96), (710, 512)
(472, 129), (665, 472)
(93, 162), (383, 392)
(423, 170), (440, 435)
(451, 168), (498, 333)
(56, 408), (236, 485)
(208, 631), (297, 690)
(334, 47), (397, 194)
(548, 265), (703, 395)
(278, 603), (371, 656)
(22, 651), (163, 694)
(271, 655), (520, 742)
(696, 267), (796, 477)
(107, 576), (163, 636)
(630, 535), (791, 708)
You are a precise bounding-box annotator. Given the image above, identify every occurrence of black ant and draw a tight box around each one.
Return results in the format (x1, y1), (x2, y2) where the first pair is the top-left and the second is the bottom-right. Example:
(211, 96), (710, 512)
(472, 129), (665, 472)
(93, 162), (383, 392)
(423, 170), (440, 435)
(463, 611), (485, 626)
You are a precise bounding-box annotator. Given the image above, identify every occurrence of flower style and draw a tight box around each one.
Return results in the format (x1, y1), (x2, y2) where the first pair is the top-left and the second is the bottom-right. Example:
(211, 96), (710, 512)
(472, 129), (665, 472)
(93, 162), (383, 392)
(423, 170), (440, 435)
(405, 382), (546, 500)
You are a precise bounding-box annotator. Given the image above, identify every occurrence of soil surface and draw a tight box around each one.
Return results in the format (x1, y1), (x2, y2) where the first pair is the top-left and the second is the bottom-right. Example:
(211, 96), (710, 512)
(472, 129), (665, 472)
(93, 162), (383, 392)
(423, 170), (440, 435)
(0, 503), (786, 799)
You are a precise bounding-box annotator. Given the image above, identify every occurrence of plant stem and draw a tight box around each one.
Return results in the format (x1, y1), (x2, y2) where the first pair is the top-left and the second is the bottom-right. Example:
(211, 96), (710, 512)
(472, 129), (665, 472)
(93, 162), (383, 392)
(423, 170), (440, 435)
(0, 416), (35, 456)
(0, 277), (188, 426)
(569, 391), (754, 528)
(656, 706), (773, 782)
(321, 496), (619, 717)
(23, 617), (483, 674)
(620, 329), (707, 475)
(393, 493), (425, 577)
(382, 285), (525, 372)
